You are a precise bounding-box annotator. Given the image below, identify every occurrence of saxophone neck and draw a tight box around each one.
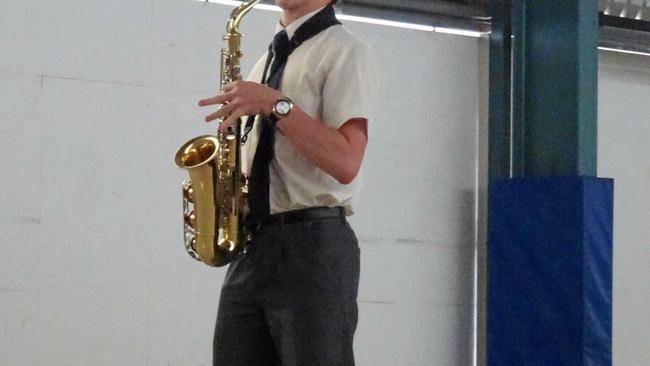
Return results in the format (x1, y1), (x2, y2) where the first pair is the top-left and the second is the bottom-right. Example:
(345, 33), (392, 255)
(221, 0), (260, 90)
(226, 0), (262, 34)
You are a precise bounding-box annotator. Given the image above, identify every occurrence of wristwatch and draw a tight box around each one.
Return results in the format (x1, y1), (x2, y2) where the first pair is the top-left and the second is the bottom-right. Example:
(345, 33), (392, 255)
(271, 96), (294, 120)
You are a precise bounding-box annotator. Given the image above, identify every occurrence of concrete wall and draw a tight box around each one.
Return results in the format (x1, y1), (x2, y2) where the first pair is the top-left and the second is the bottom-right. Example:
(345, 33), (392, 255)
(0, 0), (482, 365)
(598, 51), (650, 366)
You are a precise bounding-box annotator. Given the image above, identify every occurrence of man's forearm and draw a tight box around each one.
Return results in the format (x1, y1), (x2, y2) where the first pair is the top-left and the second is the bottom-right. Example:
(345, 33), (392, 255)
(198, 81), (368, 184)
(276, 106), (366, 185)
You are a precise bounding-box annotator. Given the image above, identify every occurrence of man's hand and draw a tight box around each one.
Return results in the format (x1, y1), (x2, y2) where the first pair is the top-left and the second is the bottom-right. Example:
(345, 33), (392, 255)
(198, 81), (282, 132)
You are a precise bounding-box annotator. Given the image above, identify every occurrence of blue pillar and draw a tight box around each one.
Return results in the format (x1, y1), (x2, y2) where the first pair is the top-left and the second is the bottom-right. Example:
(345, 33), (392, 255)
(487, 1), (613, 365)
(489, 0), (598, 178)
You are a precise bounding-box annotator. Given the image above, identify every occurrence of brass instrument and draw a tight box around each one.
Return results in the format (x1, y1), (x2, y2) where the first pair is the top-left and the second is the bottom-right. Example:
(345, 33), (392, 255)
(174, 0), (260, 267)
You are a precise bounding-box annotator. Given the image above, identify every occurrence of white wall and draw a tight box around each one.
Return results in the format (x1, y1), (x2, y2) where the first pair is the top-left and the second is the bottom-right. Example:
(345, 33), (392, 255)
(598, 51), (650, 366)
(0, 0), (482, 365)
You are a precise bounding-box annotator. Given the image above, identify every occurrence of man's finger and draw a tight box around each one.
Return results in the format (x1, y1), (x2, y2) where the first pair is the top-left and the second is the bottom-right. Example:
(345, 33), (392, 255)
(198, 92), (233, 107)
(223, 81), (239, 93)
(205, 102), (238, 123)
(218, 118), (237, 133)
(222, 108), (245, 129)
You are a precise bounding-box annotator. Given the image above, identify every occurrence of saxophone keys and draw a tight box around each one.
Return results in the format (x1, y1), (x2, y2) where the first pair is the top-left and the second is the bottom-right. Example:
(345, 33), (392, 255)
(182, 181), (194, 203)
(182, 232), (200, 261)
(184, 210), (197, 229)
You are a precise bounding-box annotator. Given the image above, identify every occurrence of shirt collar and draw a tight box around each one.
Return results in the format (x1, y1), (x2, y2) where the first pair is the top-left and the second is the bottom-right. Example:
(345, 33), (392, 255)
(274, 5), (327, 40)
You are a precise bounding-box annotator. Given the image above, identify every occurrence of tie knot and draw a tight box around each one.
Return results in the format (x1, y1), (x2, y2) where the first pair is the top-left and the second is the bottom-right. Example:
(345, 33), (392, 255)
(272, 30), (292, 57)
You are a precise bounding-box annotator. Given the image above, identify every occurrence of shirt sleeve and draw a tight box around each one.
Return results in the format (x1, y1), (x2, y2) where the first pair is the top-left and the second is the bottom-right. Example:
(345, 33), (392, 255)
(321, 38), (376, 129)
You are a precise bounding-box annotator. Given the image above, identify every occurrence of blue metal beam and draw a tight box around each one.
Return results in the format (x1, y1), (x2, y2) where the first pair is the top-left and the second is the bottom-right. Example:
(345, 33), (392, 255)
(488, 0), (598, 177)
(488, 0), (512, 179)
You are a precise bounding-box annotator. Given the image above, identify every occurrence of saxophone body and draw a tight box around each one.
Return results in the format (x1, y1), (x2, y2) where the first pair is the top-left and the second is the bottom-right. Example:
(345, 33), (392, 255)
(174, 0), (260, 267)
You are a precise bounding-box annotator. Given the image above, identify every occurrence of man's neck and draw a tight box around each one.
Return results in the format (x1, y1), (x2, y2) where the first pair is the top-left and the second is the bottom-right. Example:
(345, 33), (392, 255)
(280, 1), (329, 27)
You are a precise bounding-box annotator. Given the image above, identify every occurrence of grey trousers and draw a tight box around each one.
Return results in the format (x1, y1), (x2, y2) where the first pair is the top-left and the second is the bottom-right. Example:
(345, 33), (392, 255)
(213, 215), (360, 366)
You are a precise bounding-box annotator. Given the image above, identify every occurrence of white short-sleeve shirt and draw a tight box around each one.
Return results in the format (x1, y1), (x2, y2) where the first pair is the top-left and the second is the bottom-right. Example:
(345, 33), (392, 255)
(243, 8), (376, 216)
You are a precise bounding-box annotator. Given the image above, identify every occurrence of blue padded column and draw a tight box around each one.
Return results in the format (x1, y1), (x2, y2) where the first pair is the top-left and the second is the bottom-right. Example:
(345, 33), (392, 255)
(488, 177), (613, 366)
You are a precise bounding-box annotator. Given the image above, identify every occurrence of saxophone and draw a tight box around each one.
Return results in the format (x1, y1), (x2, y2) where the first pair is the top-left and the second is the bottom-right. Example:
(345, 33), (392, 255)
(174, 0), (260, 267)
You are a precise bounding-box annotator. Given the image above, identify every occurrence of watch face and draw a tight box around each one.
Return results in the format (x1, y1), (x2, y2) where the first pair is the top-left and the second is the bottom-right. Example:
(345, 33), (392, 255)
(276, 100), (292, 116)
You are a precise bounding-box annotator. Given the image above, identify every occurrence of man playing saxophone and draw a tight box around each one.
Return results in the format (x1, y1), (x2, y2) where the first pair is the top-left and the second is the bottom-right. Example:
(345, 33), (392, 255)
(198, 0), (375, 364)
